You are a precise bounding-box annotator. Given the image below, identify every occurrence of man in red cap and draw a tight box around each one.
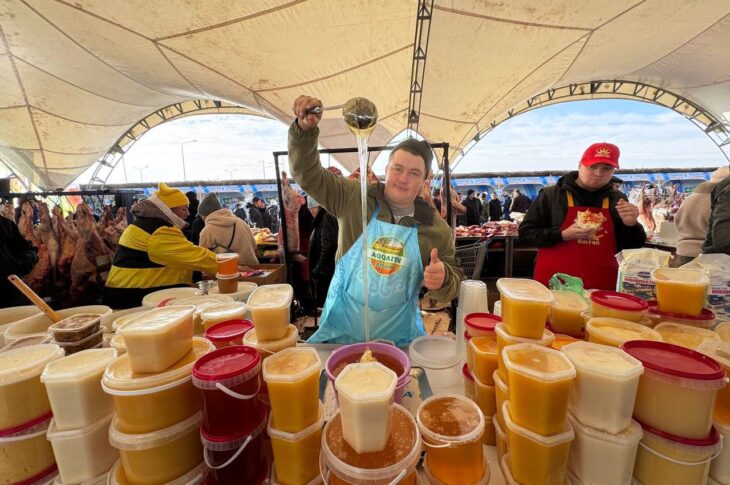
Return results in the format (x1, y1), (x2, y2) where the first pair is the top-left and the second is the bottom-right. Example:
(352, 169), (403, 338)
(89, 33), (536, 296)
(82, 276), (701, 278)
(519, 142), (646, 290)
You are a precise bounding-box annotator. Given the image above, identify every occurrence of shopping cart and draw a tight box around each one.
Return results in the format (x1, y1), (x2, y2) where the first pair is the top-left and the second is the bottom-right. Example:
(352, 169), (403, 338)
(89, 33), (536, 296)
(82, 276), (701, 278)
(454, 238), (489, 280)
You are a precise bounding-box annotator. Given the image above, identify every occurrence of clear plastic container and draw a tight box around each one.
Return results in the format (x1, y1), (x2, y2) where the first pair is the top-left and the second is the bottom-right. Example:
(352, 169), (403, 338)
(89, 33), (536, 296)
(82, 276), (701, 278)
(497, 278), (553, 339)
(494, 414), (509, 464)
(464, 313), (500, 338)
(586, 317), (663, 348)
(54, 469), (108, 485)
(503, 343), (576, 436)
(215, 273), (239, 294)
(566, 414), (642, 485)
(268, 404), (322, 485)
(494, 369), (509, 432)
(335, 362), (397, 453)
(215, 253), (239, 275)
(550, 334), (580, 350)
(409, 336), (462, 394)
(562, 341), (644, 434)
(192, 345), (261, 437)
(141, 288), (201, 308)
(247, 284), (294, 340)
(203, 319), (253, 349)
(322, 403), (421, 485)
(468, 334), (498, 385)
(109, 412), (203, 485)
(207, 281), (258, 303)
(5, 305), (112, 344)
(262, 347), (321, 433)
(716, 322), (730, 342)
(423, 455), (489, 485)
(200, 301), (247, 332)
(589, 291), (648, 323)
(109, 333), (126, 355)
(48, 313), (103, 343)
(549, 291), (588, 337)
(0, 333), (52, 352)
(107, 459), (208, 485)
(623, 340), (727, 439)
(46, 414), (117, 483)
(243, 324), (299, 359)
(633, 421), (721, 485)
(172, 295), (233, 335)
(40, 348), (117, 431)
(711, 419), (730, 484)
(698, 340), (730, 424)
(495, 323), (554, 383)
(0, 416), (56, 485)
(652, 268), (710, 317)
(102, 337), (213, 434)
(119, 305), (194, 373)
(654, 322), (720, 350)
(0, 305), (41, 346)
(472, 371), (496, 420)
(503, 401), (574, 485)
(650, 306), (717, 329)
(103, 306), (146, 333)
(417, 394), (485, 485)
(462, 364), (475, 400)
(54, 328), (105, 355)
(0, 344), (64, 433)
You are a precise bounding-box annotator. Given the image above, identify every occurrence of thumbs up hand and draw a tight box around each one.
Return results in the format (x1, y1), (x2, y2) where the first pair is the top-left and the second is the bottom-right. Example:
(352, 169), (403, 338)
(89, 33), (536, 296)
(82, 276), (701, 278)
(424, 248), (446, 290)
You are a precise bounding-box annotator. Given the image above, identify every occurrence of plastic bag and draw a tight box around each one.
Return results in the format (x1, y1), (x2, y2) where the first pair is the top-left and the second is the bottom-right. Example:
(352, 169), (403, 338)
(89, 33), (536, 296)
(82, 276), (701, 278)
(682, 254), (730, 322)
(549, 273), (584, 295)
(616, 248), (672, 300)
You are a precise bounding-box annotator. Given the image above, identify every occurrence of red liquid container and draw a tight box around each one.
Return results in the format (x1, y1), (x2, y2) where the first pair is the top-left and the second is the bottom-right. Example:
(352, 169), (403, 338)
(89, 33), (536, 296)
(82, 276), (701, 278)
(204, 319), (253, 349)
(202, 406), (267, 485)
(193, 345), (261, 436)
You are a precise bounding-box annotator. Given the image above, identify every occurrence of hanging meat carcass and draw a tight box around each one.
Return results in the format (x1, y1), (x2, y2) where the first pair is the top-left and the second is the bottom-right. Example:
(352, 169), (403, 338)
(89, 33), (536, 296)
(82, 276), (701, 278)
(101, 207), (127, 252)
(1, 203), (13, 220)
(68, 204), (111, 305)
(36, 203), (59, 270)
(19, 201), (51, 295)
(57, 210), (78, 277)
(278, 171), (305, 261)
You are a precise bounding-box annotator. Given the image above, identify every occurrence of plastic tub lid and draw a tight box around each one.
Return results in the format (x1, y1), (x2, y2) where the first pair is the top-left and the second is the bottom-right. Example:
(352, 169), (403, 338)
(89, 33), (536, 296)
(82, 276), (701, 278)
(647, 302), (716, 322)
(174, 295), (233, 310)
(215, 253), (238, 262)
(192, 345), (260, 389)
(0, 344), (64, 386)
(46, 413), (114, 442)
(48, 313), (103, 335)
(200, 301), (247, 319)
(204, 319), (253, 343)
(103, 337), (214, 392)
(142, 287), (201, 307)
(464, 331), (472, 341)
(551, 291), (589, 312)
(109, 333), (126, 351)
(41, 348), (117, 383)
(267, 402), (323, 442)
(651, 267), (709, 286)
(111, 310), (149, 332)
(464, 313), (501, 333)
(654, 322), (720, 349)
(118, 305), (195, 336)
(566, 413), (642, 447)
(636, 417), (721, 449)
(590, 291), (648, 312)
(409, 336), (461, 369)
(335, 362), (397, 403)
(416, 393), (485, 444)
(697, 340), (730, 368)
(586, 317), (663, 345)
(262, 347), (321, 383)
(247, 284), (294, 310)
(495, 323), (555, 346)
(1, 334), (53, 352)
(502, 343), (575, 382)
(496, 278), (553, 303)
(622, 340), (726, 382)
(462, 363), (474, 382)
(502, 401), (574, 446)
(109, 411), (202, 451)
(215, 273), (239, 280)
(562, 341), (644, 380)
(207, 281), (257, 297)
(200, 405), (266, 449)
(493, 369), (507, 392)
(243, 324), (298, 351)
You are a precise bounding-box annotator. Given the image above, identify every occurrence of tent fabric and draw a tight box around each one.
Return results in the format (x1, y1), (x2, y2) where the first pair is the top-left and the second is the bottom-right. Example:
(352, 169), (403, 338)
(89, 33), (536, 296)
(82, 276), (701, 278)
(0, 0), (729, 189)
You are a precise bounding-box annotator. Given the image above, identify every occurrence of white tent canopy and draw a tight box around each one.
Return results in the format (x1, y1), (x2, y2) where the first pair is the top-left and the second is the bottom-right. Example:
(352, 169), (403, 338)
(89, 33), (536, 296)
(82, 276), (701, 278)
(1, 0), (729, 189)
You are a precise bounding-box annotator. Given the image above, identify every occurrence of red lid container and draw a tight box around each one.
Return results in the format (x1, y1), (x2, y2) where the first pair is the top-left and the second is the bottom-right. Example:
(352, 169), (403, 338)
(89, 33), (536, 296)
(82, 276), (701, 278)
(636, 417), (721, 447)
(193, 346), (261, 436)
(204, 319), (253, 349)
(462, 363), (474, 382)
(590, 291), (649, 312)
(621, 340), (725, 381)
(647, 302), (716, 325)
(464, 331), (472, 341)
(465, 313), (501, 337)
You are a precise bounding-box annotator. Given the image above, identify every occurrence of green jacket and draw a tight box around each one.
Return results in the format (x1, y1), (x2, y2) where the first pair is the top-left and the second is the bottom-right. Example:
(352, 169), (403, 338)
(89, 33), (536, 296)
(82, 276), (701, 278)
(288, 121), (464, 302)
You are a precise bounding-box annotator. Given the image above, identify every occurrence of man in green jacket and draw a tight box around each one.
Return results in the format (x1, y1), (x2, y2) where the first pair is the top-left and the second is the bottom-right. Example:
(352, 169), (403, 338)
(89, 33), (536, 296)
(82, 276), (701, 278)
(289, 95), (464, 345)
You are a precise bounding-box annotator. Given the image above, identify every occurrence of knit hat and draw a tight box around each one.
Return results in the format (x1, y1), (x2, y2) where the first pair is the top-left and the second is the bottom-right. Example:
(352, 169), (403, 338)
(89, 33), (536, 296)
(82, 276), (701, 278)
(198, 193), (222, 217)
(155, 183), (189, 208)
(391, 138), (434, 175)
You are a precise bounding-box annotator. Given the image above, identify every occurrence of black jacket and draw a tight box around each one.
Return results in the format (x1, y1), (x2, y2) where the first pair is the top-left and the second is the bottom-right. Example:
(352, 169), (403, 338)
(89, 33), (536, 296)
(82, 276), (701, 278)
(189, 216), (205, 245)
(308, 209), (338, 307)
(702, 175), (730, 255)
(463, 197), (482, 226)
(518, 171), (646, 251)
(0, 217), (39, 308)
(502, 196), (512, 219)
(249, 206), (271, 230)
(511, 194), (531, 213)
(489, 199), (503, 221)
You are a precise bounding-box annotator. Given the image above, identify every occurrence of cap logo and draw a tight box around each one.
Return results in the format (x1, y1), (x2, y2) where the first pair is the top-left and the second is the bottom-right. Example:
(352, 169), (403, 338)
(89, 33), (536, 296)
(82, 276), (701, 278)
(595, 147), (612, 158)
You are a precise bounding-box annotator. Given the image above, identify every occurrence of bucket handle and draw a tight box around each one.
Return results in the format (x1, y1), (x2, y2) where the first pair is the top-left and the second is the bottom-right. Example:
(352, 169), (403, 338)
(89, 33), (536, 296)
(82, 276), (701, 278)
(638, 440), (723, 466)
(386, 469), (407, 485)
(215, 381), (261, 400)
(204, 434), (252, 470)
(422, 440), (450, 449)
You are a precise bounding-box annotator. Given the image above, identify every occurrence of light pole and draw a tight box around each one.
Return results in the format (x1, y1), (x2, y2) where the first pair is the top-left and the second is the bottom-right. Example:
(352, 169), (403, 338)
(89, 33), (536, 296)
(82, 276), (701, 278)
(180, 140), (197, 181)
(260, 160), (266, 179)
(135, 164), (149, 183)
(225, 169), (236, 180)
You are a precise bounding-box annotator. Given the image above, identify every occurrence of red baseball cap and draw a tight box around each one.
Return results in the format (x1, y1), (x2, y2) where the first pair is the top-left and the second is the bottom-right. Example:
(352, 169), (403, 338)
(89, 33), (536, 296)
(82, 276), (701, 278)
(580, 142), (620, 168)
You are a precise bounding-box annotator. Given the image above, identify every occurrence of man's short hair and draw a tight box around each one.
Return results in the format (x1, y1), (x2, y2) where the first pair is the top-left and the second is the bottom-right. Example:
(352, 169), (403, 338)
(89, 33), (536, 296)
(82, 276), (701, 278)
(388, 138), (433, 177)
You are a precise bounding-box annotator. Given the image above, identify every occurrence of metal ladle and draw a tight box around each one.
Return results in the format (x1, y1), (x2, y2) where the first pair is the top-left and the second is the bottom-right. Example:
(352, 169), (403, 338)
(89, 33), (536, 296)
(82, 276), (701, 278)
(306, 97), (378, 133)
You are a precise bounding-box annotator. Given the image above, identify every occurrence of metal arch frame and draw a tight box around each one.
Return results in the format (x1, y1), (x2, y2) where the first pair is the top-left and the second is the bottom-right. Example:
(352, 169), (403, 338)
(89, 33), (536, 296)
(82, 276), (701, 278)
(455, 79), (730, 170)
(406, 0), (435, 134)
(84, 100), (268, 190)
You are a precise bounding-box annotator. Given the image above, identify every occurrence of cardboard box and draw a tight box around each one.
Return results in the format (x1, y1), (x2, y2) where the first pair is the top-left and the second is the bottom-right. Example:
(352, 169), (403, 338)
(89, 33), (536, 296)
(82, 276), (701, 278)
(239, 264), (286, 285)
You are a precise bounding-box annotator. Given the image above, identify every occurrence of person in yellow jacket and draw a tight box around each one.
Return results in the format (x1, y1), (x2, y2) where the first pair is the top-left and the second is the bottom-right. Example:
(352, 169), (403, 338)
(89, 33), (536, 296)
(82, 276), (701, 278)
(103, 183), (218, 309)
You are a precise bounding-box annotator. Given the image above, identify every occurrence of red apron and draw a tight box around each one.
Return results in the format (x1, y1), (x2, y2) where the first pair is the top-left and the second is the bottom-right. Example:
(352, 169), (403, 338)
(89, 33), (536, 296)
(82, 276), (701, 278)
(533, 193), (618, 290)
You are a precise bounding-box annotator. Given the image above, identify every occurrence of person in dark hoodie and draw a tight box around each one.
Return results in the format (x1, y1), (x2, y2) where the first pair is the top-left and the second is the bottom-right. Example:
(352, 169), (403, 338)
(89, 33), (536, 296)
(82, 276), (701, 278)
(248, 196), (272, 230)
(0, 215), (38, 308)
(307, 197), (339, 308)
(519, 143), (645, 290)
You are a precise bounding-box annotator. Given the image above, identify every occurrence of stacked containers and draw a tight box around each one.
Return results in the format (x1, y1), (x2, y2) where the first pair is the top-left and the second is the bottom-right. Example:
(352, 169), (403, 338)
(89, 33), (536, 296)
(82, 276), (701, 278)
(199, 302), (247, 332)
(548, 291), (588, 338)
(654, 322), (720, 350)
(467, 334), (498, 445)
(502, 343), (576, 485)
(586, 317), (662, 347)
(41, 349), (119, 483)
(622, 340), (727, 485)
(263, 347), (322, 485)
(215, 253), (240, 294)
(193, 345), (267, 485)
(0, 344), (64, 484)
(104, 317), (214, 485)
(48, 313), (105, 355)
(697, 341), (730, 484)
(651, 268), (710, 317)
(561, 341), (644, 484)
(246, 284), (295, 343)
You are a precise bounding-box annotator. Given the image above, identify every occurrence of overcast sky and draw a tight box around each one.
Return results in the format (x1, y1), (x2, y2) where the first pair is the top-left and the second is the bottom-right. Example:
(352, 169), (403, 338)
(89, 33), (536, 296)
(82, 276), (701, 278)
(64, 99), (728, 186)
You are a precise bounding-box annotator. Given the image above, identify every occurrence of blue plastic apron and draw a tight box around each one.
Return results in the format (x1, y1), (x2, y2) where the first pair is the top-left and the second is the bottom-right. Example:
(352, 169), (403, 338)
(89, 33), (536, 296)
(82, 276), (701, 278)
(308, 202), (426, 347)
